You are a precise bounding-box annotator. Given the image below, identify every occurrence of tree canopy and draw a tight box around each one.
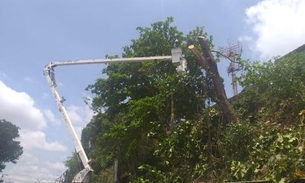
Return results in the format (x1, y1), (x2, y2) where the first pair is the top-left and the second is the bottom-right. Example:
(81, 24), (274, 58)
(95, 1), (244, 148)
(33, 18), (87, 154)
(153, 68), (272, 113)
(83, 17), (219, 183)
(63, 18), (305, 182)
(0, 119), (23, 173)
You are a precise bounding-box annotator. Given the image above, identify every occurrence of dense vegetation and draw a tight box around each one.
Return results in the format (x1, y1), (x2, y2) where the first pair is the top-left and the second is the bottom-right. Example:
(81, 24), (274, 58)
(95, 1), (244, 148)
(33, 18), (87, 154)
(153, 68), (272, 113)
(0, 119), (23, 177)
(65, 18), (305, 182)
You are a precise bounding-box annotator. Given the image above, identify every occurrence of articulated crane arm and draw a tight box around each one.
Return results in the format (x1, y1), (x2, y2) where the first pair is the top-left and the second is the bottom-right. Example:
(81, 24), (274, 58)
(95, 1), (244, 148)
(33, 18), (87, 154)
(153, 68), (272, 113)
(43, 48), (186, 183)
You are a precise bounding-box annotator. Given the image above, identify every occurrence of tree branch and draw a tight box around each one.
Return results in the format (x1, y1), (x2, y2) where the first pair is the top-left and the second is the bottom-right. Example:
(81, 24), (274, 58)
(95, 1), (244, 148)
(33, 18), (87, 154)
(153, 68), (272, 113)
(188, 45), (209, 70)
(211, 50), (241, 64)
(188, 38), (238, 123)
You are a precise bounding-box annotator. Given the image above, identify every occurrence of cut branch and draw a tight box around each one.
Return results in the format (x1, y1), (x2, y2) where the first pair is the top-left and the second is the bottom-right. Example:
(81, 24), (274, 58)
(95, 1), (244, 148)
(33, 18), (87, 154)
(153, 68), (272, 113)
(188, 38), (238, 123)
(198, 36), (214, 62)
(188, 45), (209, 70)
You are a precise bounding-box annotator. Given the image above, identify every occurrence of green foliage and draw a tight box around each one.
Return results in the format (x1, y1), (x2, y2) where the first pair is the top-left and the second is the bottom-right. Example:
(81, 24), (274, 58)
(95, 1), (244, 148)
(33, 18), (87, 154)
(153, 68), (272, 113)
(79, 17), (305, 183)
(227, 122), (305, 182)
(142, 119), (224, 183)
(123, 17), (183, 57)
(222, 122), (256, 164)
(0, 119), (23, 172)
(253, 126), (304, 182)
(228, 52), (305, 182)
(64, 152), (83, 182)
(236, 52), (305, 124)
(84, 17), (215, 182)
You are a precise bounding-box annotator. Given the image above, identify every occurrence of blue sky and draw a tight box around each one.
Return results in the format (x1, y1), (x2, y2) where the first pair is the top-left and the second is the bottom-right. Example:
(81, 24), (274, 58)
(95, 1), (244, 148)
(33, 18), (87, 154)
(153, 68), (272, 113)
(1, 0), (305, 182)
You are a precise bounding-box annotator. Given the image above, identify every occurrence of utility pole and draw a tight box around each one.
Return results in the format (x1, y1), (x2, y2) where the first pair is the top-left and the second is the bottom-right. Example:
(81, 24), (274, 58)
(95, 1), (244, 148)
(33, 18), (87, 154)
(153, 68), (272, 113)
(220, 41), (243, 96)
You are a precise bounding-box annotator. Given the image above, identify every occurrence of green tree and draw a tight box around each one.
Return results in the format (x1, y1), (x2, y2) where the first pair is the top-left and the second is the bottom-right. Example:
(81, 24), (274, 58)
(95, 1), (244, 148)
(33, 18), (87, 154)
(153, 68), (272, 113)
(0, 119), (23, 173)
(84, 17), (218, 182)
(78, 21), (305, 182)
(226, 51), (305, 182)
(236, 52), (305, 124)
(63, 152), (83, 183)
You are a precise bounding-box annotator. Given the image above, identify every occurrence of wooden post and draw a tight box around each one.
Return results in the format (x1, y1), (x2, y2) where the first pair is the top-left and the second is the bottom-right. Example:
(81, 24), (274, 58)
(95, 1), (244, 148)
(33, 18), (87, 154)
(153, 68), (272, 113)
(114, 158), (119, 183)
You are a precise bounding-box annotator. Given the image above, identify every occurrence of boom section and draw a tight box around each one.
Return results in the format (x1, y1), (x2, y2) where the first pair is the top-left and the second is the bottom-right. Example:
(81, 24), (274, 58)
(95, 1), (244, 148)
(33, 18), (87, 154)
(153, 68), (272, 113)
(44, 56), (172, 71)
(43, 47), (185, 183)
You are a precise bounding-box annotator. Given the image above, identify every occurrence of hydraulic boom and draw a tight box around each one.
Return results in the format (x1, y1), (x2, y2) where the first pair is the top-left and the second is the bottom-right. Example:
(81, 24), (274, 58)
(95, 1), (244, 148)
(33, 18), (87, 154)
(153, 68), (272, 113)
(43, 48), (186, 183)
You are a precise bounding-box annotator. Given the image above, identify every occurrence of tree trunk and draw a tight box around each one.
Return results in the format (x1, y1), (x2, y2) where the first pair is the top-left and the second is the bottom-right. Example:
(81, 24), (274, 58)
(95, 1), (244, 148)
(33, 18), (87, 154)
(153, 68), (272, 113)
(188, 37), (237, 123)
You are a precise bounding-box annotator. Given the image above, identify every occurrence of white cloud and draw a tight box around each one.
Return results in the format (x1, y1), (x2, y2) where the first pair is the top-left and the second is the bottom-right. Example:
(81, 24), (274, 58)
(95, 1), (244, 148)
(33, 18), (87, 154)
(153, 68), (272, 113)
(67, 105), (84, 125)
(20, 130), (67, 151)
(67, 104), (93, 126)
(47, 161), (67, 173)
(242, 0), (305, 60)
(44, 109), (61, 126)
(3, 153), (60, 183)
(57, 81), (65, 87)
(0, 78), (92, 182)
(0, 80), (67, 151)
(0, 80), (47, 130)
(41, 92), (50, 100)
(0, 71), (7, 78)
(24, 76), (33, 83)
(66, 104), (94, 138)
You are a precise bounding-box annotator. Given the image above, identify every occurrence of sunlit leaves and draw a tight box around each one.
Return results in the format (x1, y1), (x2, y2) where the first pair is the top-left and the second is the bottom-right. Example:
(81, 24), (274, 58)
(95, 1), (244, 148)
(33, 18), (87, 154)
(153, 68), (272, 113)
(84, 18), (215, 183)
(237, 52), (305, 124)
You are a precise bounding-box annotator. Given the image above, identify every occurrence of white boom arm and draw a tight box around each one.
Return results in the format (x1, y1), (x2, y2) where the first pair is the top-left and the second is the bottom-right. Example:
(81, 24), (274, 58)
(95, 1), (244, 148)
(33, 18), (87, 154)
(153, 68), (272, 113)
(44, 68), (93, 183)
(43, 48), (185, 183)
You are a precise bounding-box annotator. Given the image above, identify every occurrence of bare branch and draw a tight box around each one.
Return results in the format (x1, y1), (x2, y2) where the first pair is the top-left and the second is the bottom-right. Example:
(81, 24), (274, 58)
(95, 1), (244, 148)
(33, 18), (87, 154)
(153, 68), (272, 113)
(211, 50), (241, 64)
